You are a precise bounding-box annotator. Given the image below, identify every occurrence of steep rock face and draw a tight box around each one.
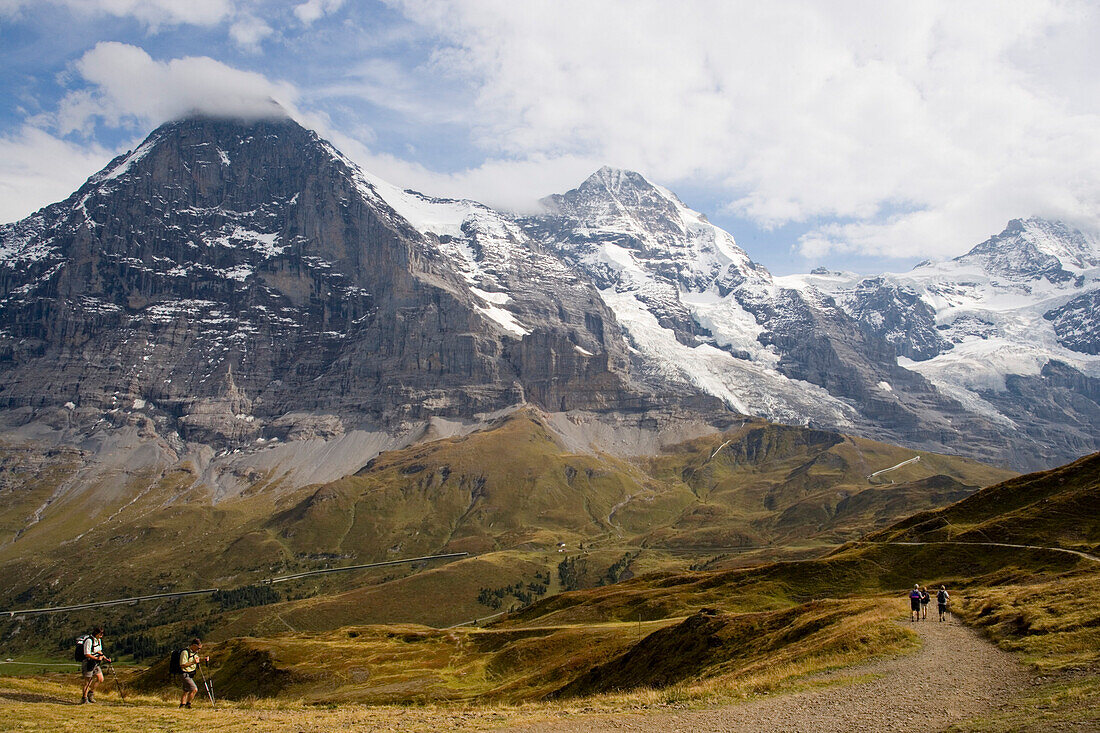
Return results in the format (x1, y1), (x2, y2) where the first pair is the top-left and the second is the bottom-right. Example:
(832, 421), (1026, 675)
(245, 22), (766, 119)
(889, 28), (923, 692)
(0, 117), (662, 446)
(1045, 290), (1100, 355)
(1, 119), (1097, 475)
(792, 218), (1100, 468)
(838, 277), (950, 361)
(523, 168), (1010, 462)
(957, 218), (1098, 282)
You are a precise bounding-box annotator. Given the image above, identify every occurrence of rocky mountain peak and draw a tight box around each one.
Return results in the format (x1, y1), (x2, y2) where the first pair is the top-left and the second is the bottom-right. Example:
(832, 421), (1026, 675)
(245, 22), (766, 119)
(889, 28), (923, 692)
(531, 167), (762, 297)
(955, 217), (1098, 281)
(541, 166), (682, 227)
(84, 115), (339, 213)
(0, 115), (668, 450)
(578, 165), (669, 201)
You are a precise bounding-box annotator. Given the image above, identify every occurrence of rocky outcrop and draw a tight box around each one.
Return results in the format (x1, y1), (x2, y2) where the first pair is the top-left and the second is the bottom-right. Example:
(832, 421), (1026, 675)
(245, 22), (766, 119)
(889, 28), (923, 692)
(1045, 290), (1100, 355)
(839, 277), (950, 361)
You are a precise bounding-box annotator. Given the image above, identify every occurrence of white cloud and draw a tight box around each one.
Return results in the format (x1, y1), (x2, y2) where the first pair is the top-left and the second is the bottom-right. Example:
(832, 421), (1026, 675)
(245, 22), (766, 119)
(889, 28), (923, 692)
(0, 0), (232, 28)
(230, 14), (276, 52)
(327, 125), (601, 213)
(387, 0), (1100, 258)
(56, 42), (299, 133)
(294, 0), (345, 25)
(0, 126), (115, 224)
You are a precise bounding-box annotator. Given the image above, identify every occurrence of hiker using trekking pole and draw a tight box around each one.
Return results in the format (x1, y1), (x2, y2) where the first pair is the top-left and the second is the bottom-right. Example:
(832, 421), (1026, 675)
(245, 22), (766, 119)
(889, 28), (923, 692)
(908, 584), (922, 622)
(172, 638), (209, 709)
(937, 585), (950, 621)
(78, 626), (110, 704)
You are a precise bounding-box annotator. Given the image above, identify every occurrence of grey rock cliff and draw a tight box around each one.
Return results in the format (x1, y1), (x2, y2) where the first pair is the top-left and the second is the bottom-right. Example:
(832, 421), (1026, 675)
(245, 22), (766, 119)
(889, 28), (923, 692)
(0, 117), (695, 448)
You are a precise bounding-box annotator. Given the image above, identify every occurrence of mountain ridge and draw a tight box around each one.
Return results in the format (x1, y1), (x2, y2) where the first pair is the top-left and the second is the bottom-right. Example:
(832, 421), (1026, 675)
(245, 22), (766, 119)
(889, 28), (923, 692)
(0, 114), (1097, 495)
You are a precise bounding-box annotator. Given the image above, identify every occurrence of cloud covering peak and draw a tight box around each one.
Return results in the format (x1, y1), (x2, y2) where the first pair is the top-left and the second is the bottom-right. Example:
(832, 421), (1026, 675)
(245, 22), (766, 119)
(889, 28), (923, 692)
(58, 42), (297, 134)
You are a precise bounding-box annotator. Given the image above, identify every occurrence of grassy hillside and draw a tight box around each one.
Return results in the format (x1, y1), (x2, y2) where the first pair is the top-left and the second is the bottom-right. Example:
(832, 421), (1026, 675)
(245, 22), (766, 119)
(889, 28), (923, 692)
(0, 409), (1013, 658)
(502, 453), (1097, 629)
(117, 596), (912, 706)
(125, 452), (1097, 705)
(0, 449), (1095, 730)
(866, 451), (1100, 555)
(638, 422), (1011, 548)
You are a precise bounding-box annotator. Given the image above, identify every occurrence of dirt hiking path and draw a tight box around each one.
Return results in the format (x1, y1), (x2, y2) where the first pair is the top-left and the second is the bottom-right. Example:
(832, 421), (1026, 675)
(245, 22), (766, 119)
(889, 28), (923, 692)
(502, 614), (1031, 733)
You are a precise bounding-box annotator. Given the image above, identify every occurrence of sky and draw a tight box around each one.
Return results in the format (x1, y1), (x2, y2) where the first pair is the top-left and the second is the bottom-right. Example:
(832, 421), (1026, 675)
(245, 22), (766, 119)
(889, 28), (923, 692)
(0, 1), (1097, 275)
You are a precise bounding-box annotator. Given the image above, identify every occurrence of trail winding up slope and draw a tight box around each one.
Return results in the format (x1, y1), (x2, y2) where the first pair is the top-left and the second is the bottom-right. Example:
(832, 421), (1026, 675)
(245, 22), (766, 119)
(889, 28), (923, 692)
(503, 610), (1030, 732)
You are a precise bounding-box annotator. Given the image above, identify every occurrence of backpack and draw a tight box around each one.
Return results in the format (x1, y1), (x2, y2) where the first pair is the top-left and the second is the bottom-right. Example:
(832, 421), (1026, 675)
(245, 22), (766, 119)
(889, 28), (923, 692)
(938, 590), (948, 603)
(169, 649), (184, 676)
(75, 634), (90, 662)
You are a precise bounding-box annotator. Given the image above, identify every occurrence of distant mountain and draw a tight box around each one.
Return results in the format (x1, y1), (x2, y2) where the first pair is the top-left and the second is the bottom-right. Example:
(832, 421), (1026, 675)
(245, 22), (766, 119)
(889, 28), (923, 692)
(523, 170), (1099, 468)
(784, 217), (1100, 468)
(0, 117), (722, 471)
(0, 114), (1097, 513)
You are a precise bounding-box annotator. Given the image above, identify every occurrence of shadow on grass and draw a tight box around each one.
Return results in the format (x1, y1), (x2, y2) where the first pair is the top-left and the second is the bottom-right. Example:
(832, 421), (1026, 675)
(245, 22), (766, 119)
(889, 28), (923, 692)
(0, 690), (81, 705)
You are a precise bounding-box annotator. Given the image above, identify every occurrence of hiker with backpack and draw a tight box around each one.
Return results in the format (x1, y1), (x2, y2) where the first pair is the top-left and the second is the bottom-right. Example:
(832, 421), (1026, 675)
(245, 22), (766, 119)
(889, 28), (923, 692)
(908, 584), (922, 621)
(937, 585), (950, 621)
(171, 638), (209, 708)
(920, 585), (931, 620)
(77, 627), (110, 704)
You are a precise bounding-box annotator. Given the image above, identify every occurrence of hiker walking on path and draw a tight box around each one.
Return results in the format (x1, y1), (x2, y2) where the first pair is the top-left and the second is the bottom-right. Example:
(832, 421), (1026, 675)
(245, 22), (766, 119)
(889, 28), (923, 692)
(937, 586), (950, 621)
(908, 584), (922, 621)
(79, 627), (110, 704)
(174, 638), (209, 709)
(920, 586), (930, 620)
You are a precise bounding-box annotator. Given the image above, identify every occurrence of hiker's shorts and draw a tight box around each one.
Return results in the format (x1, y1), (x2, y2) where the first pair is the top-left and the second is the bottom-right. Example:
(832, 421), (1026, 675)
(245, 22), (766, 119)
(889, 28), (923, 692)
(910, 598), (920, 611)
(939, 603), (948, 614)
(180, 673), (198, 693)
(81, 660), (101, 679)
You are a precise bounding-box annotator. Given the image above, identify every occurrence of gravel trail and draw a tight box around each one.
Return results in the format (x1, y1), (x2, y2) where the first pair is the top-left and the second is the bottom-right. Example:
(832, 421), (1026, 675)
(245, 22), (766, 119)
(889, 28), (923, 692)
(502, 611), (1030, 733)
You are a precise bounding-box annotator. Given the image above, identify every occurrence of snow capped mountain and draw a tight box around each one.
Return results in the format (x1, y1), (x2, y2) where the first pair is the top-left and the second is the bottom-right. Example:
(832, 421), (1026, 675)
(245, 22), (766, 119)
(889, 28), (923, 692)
(785, 218), (1100, 465)
(524, 167), (860, 426)
(0, 116), (684, 467)
(538, 166), (765, 294)
(0, 115), (1096, 472)
(955, 217), (1098, 281)
(522, 168), (1029, 464)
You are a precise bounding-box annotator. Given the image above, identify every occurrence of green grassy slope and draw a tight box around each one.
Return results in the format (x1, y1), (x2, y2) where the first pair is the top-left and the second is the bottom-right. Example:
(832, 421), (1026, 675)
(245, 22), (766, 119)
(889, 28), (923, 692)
(0, 411), (1008, 616)
(866, 451), (1100, 554)
(637, 422), (1011, 548)
(129, 451), (1094, 704)
(0, 408), (1017, 671)
(2, 445), (1094, 726)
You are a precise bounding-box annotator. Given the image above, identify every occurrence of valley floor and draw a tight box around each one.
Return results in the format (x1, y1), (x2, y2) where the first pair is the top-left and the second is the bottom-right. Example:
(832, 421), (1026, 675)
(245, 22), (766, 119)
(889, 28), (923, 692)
(1, 605), (1075, 733)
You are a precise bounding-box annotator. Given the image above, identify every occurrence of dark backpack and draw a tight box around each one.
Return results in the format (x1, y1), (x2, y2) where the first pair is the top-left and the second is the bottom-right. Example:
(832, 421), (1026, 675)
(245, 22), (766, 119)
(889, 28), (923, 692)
(75, 634), (90, 662)
(169, 649), (184, 676)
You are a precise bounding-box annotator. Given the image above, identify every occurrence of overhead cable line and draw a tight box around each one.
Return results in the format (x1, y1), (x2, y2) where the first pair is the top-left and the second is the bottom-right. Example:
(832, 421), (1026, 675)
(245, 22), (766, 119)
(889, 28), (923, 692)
(2, 552), (469, 617)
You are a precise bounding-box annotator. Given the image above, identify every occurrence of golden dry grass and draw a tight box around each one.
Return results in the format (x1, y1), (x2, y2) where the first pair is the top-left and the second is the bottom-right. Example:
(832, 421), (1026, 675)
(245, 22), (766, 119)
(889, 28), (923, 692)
(0, 598), (918, 732)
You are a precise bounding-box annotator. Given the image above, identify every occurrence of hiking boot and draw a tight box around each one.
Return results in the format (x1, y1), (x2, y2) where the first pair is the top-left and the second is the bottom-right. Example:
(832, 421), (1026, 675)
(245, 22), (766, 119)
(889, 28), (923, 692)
(185, 702), (192, 709)
(80, 697), (87, 704)
(86, 693), (96, 703)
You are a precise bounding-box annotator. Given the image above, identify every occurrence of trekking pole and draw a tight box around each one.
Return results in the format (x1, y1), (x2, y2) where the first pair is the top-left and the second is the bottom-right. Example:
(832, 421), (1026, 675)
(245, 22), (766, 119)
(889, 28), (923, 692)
(197, 662), (216, 709)
(106, 661), (127, 704)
